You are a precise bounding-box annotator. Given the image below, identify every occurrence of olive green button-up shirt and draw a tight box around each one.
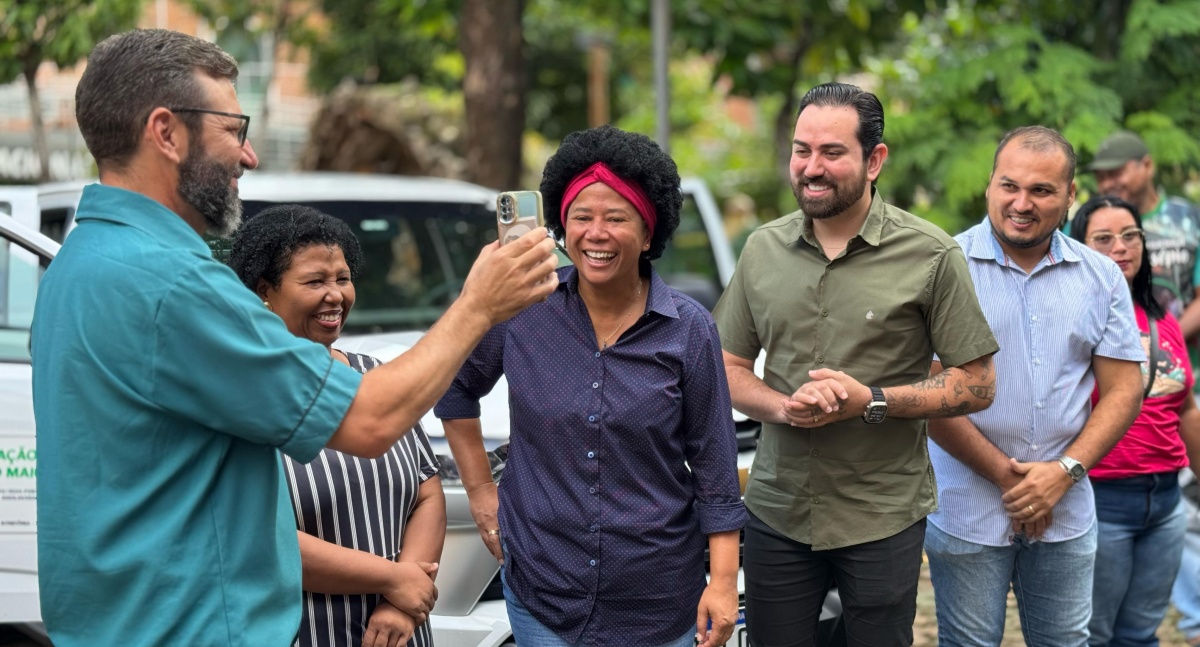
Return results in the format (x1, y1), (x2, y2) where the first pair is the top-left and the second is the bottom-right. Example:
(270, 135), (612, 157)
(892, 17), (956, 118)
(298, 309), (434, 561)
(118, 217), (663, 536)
(714, 191), (998, 549)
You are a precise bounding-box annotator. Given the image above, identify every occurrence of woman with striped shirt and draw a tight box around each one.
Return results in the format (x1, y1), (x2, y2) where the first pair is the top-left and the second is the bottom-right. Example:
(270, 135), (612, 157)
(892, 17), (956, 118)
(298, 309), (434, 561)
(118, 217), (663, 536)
(230, 204), (445, 647)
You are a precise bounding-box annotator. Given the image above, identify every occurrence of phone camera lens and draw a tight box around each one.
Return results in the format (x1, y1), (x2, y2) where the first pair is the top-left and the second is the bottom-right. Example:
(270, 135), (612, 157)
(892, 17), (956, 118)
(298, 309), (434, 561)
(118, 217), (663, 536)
(499, 196), (515, 224)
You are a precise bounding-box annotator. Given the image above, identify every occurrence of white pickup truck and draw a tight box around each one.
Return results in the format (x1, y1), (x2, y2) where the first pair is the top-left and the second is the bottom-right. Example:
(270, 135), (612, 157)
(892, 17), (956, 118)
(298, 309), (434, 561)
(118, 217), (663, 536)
(0, 174), (843, 647)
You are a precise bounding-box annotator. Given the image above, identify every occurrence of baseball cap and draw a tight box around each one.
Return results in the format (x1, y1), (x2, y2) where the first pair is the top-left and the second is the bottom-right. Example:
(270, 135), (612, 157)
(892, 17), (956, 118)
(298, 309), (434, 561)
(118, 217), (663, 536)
(1088, 131), (1149, 171)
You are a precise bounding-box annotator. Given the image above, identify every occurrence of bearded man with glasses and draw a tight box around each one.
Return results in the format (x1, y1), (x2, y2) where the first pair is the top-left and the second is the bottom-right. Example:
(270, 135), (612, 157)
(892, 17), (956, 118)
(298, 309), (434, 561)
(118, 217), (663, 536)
(31, 28), (559, 647)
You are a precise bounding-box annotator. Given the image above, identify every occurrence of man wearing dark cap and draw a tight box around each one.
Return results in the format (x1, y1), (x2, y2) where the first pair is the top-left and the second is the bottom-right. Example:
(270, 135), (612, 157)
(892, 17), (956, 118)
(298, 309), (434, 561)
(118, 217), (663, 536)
(1091, 131), (1200, 340)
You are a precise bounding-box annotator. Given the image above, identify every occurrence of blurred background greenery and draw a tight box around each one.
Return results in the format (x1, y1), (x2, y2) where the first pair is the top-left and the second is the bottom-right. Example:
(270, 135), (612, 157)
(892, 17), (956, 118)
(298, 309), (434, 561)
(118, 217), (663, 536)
(2, 0), (1198, 235)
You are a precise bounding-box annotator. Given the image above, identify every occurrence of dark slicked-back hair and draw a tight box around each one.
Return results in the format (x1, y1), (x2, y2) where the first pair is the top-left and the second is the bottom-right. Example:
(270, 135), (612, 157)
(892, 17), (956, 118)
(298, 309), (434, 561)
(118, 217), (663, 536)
(796, 82), (885, 161)
(992, 126), (1077, 183)
(1068, 194), (1163, 320)
(76, 29), (239, 169)
(228, 204), (365, 292)
(540, 125), (682, 261)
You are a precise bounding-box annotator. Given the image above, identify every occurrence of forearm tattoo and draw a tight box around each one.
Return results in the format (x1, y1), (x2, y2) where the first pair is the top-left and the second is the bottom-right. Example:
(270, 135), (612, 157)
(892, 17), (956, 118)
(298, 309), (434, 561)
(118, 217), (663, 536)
(887, 355), (995, 419)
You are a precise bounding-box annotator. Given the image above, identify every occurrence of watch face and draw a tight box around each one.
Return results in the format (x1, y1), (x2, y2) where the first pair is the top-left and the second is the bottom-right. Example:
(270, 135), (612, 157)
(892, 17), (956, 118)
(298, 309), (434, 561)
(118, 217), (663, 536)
(863, 405), (886, 424)
(1070, 464), (1086, 479)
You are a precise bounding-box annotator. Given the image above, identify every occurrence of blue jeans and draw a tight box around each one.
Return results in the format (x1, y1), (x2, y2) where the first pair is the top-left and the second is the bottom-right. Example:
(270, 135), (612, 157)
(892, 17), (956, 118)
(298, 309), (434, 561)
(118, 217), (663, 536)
(499, 552), (696, 647)
(1172, 480), (1200, 643)
(1090, 474), (1186, 647)
(925, 520), (1097, 647)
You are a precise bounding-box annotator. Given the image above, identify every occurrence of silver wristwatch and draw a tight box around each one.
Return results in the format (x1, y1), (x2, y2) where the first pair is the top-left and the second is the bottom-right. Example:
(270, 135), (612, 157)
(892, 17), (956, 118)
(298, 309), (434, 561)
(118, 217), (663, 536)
(1058, 456), (1086, 483)
(862, 386), (887, 424)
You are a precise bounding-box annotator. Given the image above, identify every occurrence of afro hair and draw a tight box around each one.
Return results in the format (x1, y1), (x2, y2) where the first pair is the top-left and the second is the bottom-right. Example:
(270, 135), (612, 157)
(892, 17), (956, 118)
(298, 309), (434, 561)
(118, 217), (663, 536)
(227, 203), (365, 292)
(540, 125), (682, 261)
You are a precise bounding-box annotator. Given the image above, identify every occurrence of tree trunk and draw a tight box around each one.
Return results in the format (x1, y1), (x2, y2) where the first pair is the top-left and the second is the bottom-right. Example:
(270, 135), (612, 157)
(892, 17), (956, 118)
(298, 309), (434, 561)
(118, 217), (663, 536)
(24, 62), (51, 183)
(1091, 0), (1134, 61)
(773, 31), (811, 189)
(460, 0), (525, 190)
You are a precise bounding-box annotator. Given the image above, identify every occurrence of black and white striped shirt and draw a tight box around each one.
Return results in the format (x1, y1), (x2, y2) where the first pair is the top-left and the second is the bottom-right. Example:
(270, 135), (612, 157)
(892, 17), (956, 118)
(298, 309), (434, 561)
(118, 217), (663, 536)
(284, 351), (440, 647)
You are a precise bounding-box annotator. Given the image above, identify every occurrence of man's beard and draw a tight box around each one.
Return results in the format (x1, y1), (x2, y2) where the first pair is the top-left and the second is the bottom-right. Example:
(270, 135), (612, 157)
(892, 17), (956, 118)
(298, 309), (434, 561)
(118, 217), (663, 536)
(989, 212), (1060, 250)
(791, 166), (869, 220)
(178, 140), (243, 237)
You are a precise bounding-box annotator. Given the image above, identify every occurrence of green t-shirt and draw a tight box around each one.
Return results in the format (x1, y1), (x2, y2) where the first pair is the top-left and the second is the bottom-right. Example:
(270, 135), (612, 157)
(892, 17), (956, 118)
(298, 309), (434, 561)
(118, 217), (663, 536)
(714, 191), (998, 549)
(1139, 195), (1200, 390)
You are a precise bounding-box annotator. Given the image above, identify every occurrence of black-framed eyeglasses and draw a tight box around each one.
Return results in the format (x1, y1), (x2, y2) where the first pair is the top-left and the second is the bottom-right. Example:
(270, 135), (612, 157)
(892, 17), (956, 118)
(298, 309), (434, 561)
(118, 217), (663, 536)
(169, 107), (250, 146)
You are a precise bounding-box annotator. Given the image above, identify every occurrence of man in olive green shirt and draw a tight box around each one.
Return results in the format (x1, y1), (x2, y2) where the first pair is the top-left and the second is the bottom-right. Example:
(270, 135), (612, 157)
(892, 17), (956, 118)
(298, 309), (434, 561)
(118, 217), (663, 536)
(713, 82), (999, 647)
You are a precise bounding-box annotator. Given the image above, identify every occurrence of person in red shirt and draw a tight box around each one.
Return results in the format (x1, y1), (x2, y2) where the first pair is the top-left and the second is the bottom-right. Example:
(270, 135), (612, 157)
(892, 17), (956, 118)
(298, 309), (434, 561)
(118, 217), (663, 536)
(1070, 194), (1200, 646)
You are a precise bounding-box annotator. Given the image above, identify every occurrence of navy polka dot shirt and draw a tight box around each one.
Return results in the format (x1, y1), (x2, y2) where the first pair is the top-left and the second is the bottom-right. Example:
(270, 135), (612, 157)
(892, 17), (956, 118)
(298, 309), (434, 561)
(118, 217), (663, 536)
(436, 266), (747, 645)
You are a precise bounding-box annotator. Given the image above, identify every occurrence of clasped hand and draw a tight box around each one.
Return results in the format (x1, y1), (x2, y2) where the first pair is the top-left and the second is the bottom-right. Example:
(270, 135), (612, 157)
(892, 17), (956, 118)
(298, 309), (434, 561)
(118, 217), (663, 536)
(1000, 458), (1072, 539)
(364, 601), (419, 647)
(781, 369), (869, 428)
(383, 562), (439, 625)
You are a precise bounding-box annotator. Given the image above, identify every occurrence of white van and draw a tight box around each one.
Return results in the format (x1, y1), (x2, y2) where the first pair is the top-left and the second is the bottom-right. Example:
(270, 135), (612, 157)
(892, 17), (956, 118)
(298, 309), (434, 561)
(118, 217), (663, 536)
(0, 204), (59, 645)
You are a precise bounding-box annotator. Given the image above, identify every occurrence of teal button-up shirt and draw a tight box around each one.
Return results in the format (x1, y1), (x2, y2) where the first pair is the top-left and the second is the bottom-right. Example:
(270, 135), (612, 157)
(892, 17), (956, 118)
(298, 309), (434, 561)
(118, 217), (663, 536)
(31, 184), (362, 647)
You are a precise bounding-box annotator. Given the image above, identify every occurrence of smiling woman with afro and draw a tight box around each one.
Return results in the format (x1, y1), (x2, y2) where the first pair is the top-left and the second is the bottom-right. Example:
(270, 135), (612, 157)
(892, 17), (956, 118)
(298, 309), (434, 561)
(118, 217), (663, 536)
(539, 124), (682, 261)
(434, 124), (747, 647)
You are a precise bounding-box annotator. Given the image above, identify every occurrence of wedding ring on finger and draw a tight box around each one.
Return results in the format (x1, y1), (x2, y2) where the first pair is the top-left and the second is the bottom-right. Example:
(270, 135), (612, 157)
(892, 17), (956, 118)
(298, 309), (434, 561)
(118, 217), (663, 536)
(1027, 505), (1035, 515)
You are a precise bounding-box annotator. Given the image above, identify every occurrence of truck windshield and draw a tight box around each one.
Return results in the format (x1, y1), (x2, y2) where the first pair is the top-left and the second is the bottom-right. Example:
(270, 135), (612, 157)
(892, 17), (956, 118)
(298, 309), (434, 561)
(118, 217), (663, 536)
(240, 199), (497, 334)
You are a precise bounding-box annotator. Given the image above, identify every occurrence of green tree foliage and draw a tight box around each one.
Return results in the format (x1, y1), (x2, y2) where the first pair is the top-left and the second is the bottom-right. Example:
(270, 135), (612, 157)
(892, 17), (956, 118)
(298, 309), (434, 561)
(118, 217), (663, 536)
(0, 0), (139, 180)
(185, 0), (314, 133)
(304, 0), (628, 142)
(613, 55), (784, 221)
(303, 0), (460, 92)
(876, 0), (1200, 233)
(672, 0), (940, 183)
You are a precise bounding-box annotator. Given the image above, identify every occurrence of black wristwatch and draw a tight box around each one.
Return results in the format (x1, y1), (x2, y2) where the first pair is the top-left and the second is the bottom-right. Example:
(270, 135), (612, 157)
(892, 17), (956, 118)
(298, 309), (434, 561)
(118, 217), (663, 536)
(862, 386), (887, 424)
(1058, 456), (1087, 483)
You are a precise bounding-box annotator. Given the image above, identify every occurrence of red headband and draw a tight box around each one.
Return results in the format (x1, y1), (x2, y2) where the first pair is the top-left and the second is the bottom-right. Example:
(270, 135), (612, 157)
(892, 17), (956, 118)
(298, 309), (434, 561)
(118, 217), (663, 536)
(560, 162), (657, 238)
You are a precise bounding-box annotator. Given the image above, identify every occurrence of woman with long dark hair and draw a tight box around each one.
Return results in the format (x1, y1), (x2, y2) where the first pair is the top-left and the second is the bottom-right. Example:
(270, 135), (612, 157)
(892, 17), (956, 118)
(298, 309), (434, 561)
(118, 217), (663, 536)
(1070, 195), (1200, 646)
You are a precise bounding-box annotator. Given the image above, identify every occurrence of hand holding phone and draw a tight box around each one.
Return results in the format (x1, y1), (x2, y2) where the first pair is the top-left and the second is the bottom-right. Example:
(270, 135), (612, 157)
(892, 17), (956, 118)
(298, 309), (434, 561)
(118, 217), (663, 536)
(497, 191), (545, 246)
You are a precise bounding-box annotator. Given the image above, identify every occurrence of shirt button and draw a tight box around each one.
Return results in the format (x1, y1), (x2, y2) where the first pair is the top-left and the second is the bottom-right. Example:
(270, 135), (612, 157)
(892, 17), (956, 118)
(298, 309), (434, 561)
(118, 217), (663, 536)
(589, 487), (597, 494)
(588, 415), (596, 423)
(1031, 315), (1038, 321)
(589, 524), (598, 532)
(587, 594), (594, 600)
(811, 496), (821, 504)
(820, 309), (829, 317)
(592, 382), (599, 389)
(587, 451), (595, 459)
(594, 351), (600, 358)
(816, 355), (825, 363)
(1033, 358), (1041, 365)
(1036, 401), (1045, 409)
(589, 559), (597, 566)
(810, 449), (819, 457)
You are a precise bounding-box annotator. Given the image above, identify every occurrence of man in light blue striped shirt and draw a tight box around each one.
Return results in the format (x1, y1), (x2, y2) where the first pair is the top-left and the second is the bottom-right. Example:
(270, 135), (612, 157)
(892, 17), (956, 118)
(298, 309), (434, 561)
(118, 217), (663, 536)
(925, 126), (1145, 646)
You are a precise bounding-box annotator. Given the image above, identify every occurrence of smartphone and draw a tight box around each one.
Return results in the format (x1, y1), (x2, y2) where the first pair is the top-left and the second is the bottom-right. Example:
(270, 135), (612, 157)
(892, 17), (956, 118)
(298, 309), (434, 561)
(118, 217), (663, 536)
(496, 190), (544, 246)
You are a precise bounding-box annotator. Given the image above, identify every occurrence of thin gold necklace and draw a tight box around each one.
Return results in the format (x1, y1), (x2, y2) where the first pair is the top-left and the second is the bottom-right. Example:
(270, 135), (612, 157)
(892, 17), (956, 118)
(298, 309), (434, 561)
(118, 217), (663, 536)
(599, 278), (643, 349)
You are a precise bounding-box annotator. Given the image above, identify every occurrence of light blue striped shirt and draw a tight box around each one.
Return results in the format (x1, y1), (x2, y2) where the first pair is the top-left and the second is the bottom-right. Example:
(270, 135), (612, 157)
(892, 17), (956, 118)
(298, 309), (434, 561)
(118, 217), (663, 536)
(928, 219), (1144, 546)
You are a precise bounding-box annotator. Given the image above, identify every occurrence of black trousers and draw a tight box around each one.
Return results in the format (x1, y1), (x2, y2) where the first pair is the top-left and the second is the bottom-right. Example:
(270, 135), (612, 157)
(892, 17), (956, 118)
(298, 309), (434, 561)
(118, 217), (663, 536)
(743, 511), (926, 647)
